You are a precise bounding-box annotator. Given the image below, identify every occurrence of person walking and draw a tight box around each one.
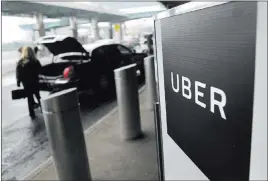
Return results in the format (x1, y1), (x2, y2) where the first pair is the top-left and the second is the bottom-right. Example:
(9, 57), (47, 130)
(16, 46), (42, 119)
(18, 46), (40, 108)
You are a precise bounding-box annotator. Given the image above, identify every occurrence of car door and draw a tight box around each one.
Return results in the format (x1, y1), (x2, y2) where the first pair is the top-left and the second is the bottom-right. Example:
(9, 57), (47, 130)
(116, 44), (147, 66)
(115, 44), (134, 66)
(90, 46), (113, 92)
(116, 44), (147, 83)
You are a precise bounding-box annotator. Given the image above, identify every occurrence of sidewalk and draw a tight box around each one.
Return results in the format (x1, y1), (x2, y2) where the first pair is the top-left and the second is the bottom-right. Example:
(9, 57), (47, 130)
(23, 89), (159, 180)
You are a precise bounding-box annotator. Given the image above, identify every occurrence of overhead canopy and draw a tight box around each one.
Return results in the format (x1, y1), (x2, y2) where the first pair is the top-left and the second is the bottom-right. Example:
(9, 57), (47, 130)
(159, 1), (189, 9)
(4, 1), (190, 32)
(125, 11), (163, 20)
(1, 1), (128, 22)
(19, 18), (89, 31)
(94, 2), (167, 20)
(18, 11), (163, 31)
(94, 2), (165, 11)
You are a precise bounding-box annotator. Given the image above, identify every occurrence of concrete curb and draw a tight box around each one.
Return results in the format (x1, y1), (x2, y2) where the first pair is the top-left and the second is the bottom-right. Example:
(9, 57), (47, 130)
(22, 85), (146, 180)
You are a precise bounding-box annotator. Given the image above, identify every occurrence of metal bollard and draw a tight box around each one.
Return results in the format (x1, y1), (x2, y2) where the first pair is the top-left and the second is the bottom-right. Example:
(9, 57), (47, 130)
(114, 64), (142, 140)
(41, 88), (91, 181)
(144, 55), (157, 110)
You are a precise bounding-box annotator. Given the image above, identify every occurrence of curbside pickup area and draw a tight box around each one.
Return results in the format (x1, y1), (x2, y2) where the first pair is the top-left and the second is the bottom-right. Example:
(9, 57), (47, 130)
(22, 87), (159, 180)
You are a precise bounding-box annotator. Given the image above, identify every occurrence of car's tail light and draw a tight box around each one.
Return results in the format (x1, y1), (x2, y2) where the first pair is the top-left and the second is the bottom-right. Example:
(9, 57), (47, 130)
(63, 66), (74, 79)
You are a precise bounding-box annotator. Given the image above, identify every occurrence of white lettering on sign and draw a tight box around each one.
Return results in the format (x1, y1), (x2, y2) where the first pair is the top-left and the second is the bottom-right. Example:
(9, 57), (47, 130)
(195, 81), (206, 108)
(171, 72), (179, 93)
(170, 72), (227, 120)
(210, 87), (227, 120)
(182, 76), (192, 99)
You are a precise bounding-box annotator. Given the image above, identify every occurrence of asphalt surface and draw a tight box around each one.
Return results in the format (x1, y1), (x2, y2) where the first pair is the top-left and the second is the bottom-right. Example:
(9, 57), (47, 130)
(1, 71), (118, 180)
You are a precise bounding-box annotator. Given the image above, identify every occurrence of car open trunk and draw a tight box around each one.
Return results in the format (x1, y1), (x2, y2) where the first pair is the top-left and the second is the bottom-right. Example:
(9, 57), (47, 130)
(39, 62), (79, 91)
(35, 36), (91, 92)
(40, 62), (77, 77)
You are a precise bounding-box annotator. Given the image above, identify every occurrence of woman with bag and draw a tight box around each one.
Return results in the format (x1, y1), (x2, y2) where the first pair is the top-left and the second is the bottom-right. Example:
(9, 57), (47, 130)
(16, 46), (42, 119)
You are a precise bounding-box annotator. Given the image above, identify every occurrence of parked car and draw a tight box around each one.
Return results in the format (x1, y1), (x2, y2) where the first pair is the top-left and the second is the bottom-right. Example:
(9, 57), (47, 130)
(34, 36), (147, 95)
(121, 35), (140, 50)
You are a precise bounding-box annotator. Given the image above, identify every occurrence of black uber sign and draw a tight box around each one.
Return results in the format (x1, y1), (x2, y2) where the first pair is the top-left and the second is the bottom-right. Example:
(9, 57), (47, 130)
(160, 2), (257, 180)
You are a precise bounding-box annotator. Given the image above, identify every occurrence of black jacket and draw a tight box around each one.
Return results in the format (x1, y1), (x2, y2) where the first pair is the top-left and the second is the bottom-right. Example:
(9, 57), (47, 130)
(16, 58), (42, 91)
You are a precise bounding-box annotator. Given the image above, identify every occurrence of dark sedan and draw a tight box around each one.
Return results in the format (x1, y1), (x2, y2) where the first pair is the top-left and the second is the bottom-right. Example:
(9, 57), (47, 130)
(35, 36), (147, 95)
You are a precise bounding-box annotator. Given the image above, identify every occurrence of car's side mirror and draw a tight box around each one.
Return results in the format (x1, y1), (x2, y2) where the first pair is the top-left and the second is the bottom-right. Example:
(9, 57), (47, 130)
(132, 49), (136, 54)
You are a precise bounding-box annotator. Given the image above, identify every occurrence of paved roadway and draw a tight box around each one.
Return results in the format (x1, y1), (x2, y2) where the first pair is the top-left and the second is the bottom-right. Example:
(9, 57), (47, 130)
(1, 56), (119, 180)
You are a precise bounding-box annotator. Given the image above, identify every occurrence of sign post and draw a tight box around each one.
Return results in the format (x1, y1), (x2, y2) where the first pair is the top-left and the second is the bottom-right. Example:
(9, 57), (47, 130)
(114, 24), (121, 32)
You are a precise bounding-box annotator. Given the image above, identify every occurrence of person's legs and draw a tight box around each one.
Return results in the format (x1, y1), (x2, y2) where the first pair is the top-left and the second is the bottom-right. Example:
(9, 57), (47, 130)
(32, 85), (41, 108)
(23, 84), (36, 118)
(34, 91), (41, 104)
(27, 94), (36, 119)
(34, 91), (42, 112)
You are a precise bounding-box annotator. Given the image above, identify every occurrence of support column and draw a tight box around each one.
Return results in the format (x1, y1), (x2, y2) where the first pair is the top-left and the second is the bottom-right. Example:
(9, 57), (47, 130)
(32, 30), (35, 41)
(108, 22), (113, 39)
(51, 28), (57, 35)
(121, 23), (127, 39)
(91, 18), (100, 41)
(69, 16), (78, 39)
(35, 13), (45, 38)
